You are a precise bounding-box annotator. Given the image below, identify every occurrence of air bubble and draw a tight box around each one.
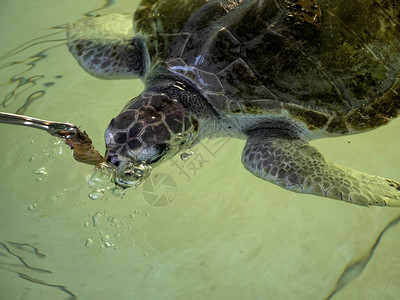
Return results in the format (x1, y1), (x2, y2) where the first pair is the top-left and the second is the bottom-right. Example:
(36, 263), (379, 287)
(180, 151), (194, 161)
(33, 167), (47, 176)
(89, 189), (105, 200)
(104, 242), (113, 248)
(28, 204), (37, 211)
(85, 239), (93, 247)
(88, 168), (114, 189)
(53, 141), (63, 155)
(111, 186), (125, 197)
(92, 212), (103, 227)
(52, 193), (62, 201)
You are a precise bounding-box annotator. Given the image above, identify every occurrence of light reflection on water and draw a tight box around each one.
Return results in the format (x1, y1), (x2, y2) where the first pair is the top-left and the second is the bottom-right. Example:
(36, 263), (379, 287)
(0, 1), (400, 299)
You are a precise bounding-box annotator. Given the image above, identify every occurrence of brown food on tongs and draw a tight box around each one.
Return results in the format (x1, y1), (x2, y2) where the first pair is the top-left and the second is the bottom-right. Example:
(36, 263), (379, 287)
(62, 128), (107, 166)
(0, 112), (108, 168)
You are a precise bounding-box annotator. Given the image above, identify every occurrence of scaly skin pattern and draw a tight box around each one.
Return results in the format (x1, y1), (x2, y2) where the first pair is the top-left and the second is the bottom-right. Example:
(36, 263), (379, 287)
(242, 132), (400, 207)
(67, 14), (148, 80)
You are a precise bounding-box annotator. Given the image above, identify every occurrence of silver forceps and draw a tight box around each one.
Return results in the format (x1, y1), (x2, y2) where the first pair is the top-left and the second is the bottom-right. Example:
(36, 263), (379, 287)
(0, 112), (78, 139)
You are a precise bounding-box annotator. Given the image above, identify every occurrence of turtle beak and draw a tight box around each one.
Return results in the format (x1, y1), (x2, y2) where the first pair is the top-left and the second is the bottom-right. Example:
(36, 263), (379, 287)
(105, 148), (121, 167)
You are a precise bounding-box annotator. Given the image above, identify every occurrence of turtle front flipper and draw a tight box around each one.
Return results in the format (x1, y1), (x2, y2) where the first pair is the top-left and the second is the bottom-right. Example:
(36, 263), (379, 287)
(242, 130), (400, 207)
(67, 14), (149, 79)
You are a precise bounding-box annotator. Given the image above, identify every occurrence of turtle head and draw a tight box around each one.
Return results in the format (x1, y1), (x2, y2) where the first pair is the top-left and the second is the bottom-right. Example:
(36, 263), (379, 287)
(105, 90), (199, 187)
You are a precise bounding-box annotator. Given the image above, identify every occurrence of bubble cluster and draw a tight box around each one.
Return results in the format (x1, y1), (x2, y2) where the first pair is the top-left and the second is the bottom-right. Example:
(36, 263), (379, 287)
(84, 209), (151, 250)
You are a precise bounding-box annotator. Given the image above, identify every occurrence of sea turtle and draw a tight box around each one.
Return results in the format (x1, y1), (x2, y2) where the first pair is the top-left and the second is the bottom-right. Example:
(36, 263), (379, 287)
(67, 0), (400, 206)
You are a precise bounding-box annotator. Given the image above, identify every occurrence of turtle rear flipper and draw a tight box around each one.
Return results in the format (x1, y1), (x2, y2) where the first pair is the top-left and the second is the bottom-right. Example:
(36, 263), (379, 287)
(242, 129), (400, 207)
(67, 14), (149, 79)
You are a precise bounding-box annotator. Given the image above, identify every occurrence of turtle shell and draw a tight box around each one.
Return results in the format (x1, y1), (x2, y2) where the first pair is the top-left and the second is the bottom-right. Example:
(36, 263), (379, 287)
(134, 0), (400, 134)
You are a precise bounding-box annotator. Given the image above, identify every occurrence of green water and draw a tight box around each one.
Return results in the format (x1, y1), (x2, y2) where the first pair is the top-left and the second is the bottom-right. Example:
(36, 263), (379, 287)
(0, 1), (400, 299)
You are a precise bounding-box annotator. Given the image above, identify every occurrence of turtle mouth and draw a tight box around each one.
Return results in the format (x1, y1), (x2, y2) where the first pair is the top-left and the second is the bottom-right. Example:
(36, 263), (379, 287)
(106, 142), (169, 167)
(114, 161), (152, 188)
(105, 148), (154, 188)
(106, 152), (122, 167)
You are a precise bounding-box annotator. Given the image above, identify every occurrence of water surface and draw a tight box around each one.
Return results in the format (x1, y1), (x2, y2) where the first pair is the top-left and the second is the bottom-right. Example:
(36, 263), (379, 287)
(1, 1), (400, 299)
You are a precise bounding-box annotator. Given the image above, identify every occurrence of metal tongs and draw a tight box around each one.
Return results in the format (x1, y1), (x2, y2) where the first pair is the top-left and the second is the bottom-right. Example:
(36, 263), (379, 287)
(0, 112), (78, 138)
(0, 112), (109, 167)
